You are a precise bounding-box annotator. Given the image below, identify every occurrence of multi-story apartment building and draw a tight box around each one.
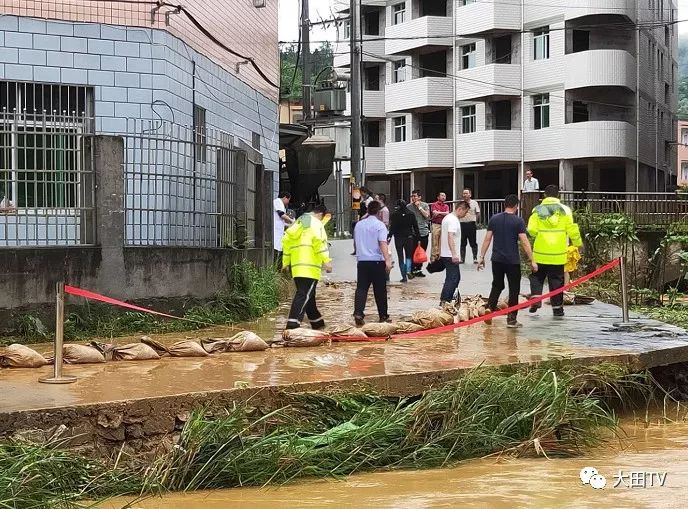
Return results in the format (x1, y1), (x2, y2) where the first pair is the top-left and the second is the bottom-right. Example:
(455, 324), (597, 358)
(335, 0), (677, 201)
(678, 118), (688, 185)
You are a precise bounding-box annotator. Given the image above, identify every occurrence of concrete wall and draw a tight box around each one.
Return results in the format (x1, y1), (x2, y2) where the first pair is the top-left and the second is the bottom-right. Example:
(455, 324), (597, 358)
(0, 136), (271, 311)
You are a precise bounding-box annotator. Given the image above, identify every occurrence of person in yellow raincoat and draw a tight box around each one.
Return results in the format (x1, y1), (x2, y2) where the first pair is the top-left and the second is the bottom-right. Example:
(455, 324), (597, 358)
(527, 185), (582, 317)
(282, 204), (332, 330)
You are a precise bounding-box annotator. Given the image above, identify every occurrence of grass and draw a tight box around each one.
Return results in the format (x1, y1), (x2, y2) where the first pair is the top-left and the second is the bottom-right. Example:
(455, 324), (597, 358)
(1, 261), (288, 346)
(636, 305), (688, 329)
(0, 362), (664, 507)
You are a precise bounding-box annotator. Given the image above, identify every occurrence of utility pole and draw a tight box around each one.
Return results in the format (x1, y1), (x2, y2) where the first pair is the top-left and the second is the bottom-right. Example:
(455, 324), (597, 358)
(301, 0), (312, 120)
(350, 0), (363, 186)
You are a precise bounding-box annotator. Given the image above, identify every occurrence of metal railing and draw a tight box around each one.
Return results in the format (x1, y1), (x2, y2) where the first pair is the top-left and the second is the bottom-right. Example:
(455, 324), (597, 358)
(123, 119), (252, 248)
(0, 109), (96, 247)
(446, 198), (504, 228)
(559, 191), (688, 226)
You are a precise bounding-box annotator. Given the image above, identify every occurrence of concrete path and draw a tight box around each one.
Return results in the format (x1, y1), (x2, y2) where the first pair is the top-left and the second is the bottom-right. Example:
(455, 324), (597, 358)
(2, 237), (688, 421)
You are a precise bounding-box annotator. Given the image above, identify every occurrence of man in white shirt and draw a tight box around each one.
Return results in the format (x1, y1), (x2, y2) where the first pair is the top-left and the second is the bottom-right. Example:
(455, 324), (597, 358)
(439, 201), (469, 306)
(273, 191), (294, 265)
(522, 170), (540, 192)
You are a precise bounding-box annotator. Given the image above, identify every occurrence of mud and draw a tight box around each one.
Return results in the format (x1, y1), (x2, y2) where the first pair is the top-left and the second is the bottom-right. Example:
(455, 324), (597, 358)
(100, 416), (688, 509)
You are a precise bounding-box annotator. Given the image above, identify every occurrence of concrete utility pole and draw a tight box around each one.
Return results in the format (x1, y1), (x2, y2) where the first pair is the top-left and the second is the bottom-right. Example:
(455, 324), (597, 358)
(301, 0), (312, 120)
(350, 0), (363, 186)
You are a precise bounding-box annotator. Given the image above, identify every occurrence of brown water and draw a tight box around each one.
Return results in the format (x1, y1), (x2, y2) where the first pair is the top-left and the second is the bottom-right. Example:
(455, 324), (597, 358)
(103, 417), (688, 509)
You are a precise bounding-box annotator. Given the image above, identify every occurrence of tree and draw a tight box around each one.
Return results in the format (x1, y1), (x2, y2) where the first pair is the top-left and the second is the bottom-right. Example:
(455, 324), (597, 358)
(280, 42), (334, 100)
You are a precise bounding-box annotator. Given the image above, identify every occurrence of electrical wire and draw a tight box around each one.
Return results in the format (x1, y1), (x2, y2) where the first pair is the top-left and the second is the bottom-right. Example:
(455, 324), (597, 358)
(285, 0), (303, 98)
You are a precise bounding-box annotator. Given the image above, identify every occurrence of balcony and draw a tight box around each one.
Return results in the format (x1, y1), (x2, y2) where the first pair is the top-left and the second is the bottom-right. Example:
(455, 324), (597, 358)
(385, 16), (453, 55)
(456, 0), (521, 37)
(333, 35), (386, 68)
(456, 130), (521, 166)
(385, 138), (453, 171)
(455, 64), (521, 102)
(565, 0), (636, 22)
(524, 121), (636, 161)
(385, 77), (453, 113)
(565, 50), (636, 91)
(363, 146), (385, 174)
(362, 0), (386, 6)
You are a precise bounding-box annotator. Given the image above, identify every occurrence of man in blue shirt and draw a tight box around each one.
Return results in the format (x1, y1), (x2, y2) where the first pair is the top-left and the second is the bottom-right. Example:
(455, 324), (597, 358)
(477, 194), (537, 328)
(353, 200), (392, 326)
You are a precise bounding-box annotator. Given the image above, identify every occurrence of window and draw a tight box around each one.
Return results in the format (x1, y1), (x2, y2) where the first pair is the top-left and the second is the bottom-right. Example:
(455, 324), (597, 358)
(392, 3), (406, 25)
(460, 0), (477, 5)
(461, 105), (476, 133)
(665, 83), (670, 104)
(461, 43), (476, 70)
(364, 11), (380, 36)
(393, 60), (406, 83)
(342, 20), (350, 40)
(393, 116), (406, 142)
(0, 82), (92, 210)
(533, 28), (550, 60)
(252, 132), (261, 150)
(194, 105), (207, 163)
(572, 101), (589, 123)
(533, 94), (550, 130)
(572, 30), (589, 53)
(682, 162), (688, 182)
(682, 128), (688, 145)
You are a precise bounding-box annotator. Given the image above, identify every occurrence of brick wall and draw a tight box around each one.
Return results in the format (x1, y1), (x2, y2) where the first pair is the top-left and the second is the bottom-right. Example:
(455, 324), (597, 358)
(0, 0), (278, 100)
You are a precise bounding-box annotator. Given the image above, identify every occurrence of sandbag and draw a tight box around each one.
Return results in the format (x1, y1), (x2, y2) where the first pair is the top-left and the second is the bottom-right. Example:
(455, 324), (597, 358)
(0, 343), (49, 368)
(497, 299), (508, 310)
(168, 340), (209, 357)
(362, 322), (398, 338)
(328, 325), (368, 338)
(226, 331), (269, 352)
(62, 344), (105, 364)
(282, 328), (328, 347)
(112, 343), (160, 361)
(458, 305), (470, 322)
(410, 309), (454, 329)
(394, 321), (425, 334)
(140, 336), (170, 355)
(201, 337), (230, 354)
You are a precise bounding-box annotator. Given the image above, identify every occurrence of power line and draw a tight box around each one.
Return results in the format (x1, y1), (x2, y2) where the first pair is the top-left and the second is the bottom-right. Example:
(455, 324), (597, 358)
(279, 17), (686, 45)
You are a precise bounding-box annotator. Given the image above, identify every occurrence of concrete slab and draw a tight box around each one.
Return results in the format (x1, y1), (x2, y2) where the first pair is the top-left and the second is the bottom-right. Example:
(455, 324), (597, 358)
(2, 238), (688, 444)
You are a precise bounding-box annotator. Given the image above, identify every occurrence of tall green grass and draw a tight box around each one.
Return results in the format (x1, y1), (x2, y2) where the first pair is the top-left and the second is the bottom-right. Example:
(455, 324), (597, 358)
(3, 261), (288, 345)
(0, 363), (662, 507)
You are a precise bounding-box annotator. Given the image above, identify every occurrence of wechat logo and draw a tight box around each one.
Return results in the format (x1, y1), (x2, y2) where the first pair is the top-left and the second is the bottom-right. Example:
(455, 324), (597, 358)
(580, 466), (607, 490)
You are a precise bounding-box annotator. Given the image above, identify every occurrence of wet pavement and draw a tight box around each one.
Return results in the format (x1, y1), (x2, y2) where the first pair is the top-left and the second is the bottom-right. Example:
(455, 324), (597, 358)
(101, 416), (688, 509)
(2, 239), (688, 414)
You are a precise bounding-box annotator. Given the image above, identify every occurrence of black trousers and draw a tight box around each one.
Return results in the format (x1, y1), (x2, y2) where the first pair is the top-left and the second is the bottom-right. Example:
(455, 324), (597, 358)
(354, 261), (388, 319)
(529, 264), (565, 309)
(460, 221), (478, 261)
(274, 250), (283, 269)
(286, 277), (325, 329)
(487, 261), (522, 320)
(394, 235), (415, 279)
(412, 235), (429, 272)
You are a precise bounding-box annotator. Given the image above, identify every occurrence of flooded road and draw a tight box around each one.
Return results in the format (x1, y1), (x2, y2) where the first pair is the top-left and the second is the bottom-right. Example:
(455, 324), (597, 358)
(103, 417), (688, 509)
(3, 282), (688, 413)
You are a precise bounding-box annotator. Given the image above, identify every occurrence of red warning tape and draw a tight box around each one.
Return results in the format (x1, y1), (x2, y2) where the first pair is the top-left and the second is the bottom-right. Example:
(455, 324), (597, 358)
(64, 285), (202, 323)
(330, 258), (621, 342)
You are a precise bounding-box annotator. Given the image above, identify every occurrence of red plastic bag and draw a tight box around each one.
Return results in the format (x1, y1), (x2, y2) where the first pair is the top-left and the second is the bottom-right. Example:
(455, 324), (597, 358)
(413, 243), (428, 264)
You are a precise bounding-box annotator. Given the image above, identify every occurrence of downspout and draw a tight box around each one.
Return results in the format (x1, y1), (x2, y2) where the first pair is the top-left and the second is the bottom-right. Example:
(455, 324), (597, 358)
(635, 19), (640, 192)
(519, 0), (525, 198)
(452, 0), (457, 200)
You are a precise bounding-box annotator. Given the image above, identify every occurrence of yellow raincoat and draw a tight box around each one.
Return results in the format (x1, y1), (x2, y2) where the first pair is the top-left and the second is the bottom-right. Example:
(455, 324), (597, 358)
(282, 213), (331, 280)
(527, 197), (582, 265)
(565, 245), (581, 273)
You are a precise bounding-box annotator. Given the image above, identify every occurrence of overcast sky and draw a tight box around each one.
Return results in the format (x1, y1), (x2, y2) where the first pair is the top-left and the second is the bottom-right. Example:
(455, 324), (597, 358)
(278, 0), (688, 43)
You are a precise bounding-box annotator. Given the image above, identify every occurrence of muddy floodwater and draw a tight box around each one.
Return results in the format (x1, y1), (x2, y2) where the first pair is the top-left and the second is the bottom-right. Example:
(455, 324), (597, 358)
(103, 417), (688, 509)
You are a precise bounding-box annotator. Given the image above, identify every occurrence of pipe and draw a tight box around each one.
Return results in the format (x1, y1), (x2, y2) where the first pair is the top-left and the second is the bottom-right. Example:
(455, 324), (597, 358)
(620, 256), (630, 324)
(39, 282), (76, 384)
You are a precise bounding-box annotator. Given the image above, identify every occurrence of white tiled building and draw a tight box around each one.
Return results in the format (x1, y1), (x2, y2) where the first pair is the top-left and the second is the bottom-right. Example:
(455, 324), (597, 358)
(334, 0), (678, 200)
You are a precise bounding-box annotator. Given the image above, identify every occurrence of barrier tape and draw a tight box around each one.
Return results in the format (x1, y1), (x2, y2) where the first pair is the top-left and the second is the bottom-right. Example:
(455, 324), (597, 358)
(64, 285), (211, 325)
(329, 258), (621, 343)
(63, 258), (620, 343)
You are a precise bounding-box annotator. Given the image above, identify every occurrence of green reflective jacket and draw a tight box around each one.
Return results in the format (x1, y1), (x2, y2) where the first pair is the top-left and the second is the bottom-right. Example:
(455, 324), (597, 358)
(282, 213), (331, 280)
(527, 197), (582, 266)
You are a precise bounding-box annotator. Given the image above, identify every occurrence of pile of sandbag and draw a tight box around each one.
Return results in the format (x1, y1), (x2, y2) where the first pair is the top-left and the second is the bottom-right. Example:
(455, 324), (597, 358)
(273, 328), (329, 348)
(0, 343), (49, 368)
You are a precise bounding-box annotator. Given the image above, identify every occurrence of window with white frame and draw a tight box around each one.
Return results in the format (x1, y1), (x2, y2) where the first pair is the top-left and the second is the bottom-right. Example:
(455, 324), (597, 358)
(533, 94), (550, 130)
(0, 82), (93, 211)
(392, 3), (406, 25)
(343, 20), (351, 40)
(533, 28), (550, 60)
(393, 116), (406, 142)
(461, 43), (476, 70)
(460, 0), (477, 5)
(393, 60), (407, 83)
(682, 162), (688, 182)
(682, 128), (688, 145)
(194, 105), (207, 163)
(461, 105), (476, 133)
